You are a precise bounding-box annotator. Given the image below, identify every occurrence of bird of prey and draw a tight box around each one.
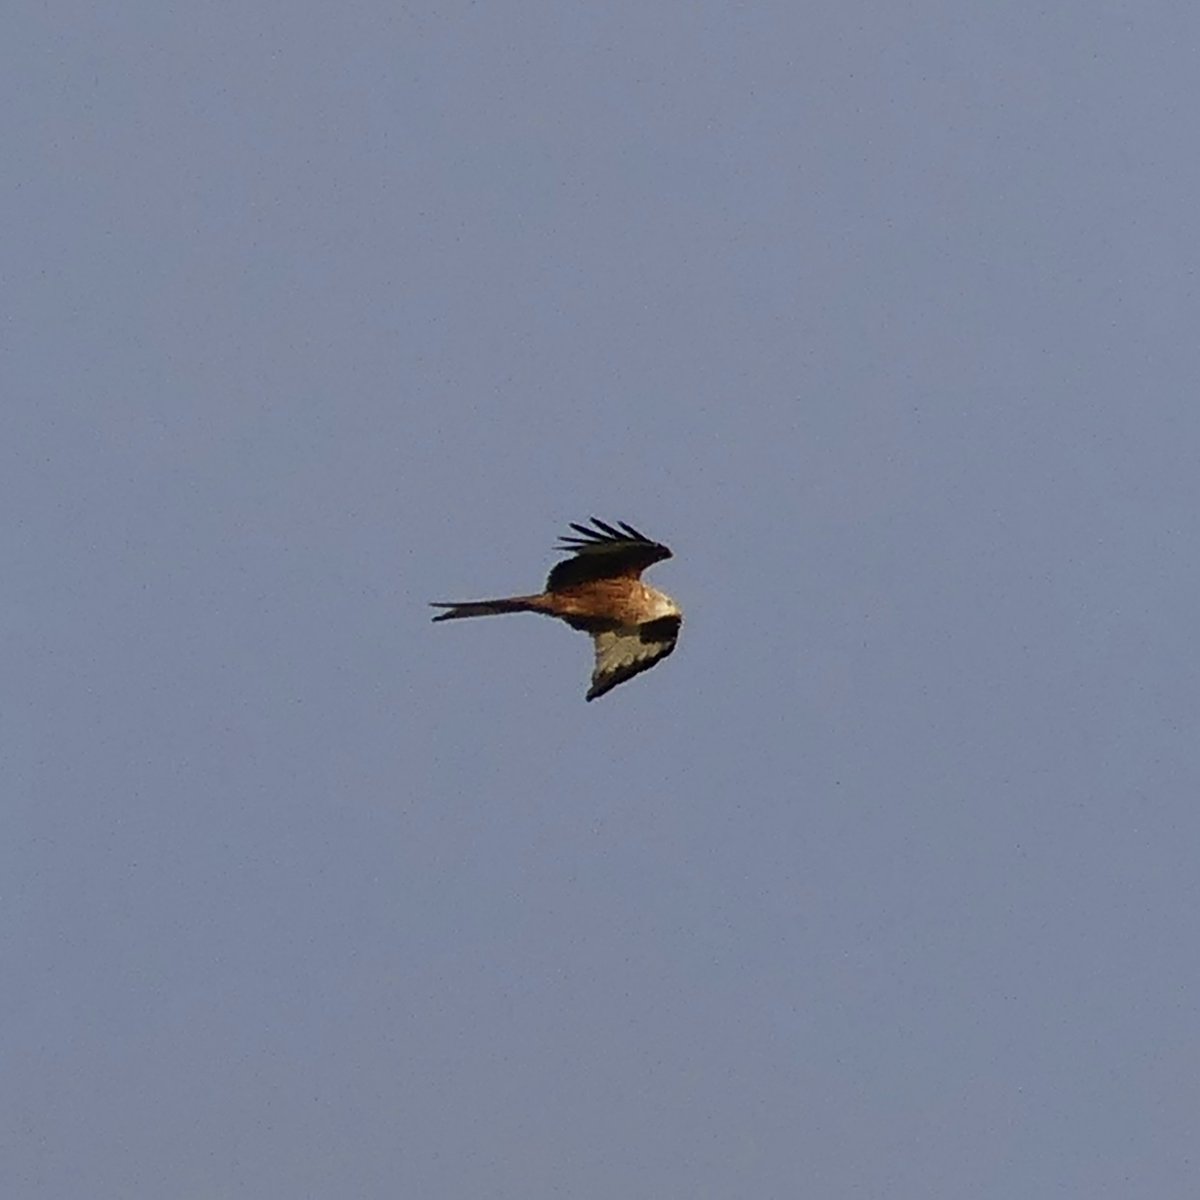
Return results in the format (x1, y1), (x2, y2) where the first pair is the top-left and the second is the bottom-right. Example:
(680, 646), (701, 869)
(431, 518), (682, 701)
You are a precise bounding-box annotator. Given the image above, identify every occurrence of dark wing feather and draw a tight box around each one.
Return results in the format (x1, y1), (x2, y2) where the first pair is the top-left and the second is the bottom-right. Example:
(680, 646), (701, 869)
(586, 614), (681, 701)
(547, 517), (672, 591)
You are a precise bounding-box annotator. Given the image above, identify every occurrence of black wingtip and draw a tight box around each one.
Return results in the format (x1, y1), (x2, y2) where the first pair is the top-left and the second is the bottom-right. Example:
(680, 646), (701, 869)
(561, 518), (651, 545)
(556, 517), (669, 559)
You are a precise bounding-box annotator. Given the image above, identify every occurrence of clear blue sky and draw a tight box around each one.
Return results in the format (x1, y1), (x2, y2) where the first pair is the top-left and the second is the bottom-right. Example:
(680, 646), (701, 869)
(6, 4), (1199, 1196)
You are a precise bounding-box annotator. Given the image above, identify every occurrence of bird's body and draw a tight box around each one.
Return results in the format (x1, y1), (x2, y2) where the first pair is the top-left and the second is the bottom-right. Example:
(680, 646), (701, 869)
(431, 519), (682, 701)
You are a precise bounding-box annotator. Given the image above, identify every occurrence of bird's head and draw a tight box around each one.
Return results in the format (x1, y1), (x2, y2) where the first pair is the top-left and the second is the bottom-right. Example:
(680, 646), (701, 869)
(648, 590), (682, 620)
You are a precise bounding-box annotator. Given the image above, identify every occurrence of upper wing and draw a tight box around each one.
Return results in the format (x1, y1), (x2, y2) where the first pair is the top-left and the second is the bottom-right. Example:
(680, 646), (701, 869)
(587, 614), (682, 701)
(547, 518), (672, 591)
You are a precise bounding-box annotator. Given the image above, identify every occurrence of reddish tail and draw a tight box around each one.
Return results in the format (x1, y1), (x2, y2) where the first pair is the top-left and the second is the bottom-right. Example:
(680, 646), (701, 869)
(430, 595), (543, 622)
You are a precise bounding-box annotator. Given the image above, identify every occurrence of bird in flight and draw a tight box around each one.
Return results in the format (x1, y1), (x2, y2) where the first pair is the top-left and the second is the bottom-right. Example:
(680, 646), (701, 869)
(431, 518), (682, 701)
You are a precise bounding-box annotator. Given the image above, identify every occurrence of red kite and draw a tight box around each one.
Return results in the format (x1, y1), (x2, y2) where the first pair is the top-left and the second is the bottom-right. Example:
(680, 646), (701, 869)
(431, 518), (682, 701)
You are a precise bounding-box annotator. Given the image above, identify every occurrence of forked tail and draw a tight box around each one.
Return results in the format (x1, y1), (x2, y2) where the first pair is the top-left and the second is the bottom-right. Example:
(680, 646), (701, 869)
(429, 595), (543, 622)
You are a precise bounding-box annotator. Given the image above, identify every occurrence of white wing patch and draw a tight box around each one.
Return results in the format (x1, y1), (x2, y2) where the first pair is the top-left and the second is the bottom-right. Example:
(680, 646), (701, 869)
(587, 615), (681, 701)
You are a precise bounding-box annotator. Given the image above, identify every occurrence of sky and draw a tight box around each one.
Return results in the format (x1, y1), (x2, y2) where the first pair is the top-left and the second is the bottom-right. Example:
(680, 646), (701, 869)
(5, 3), (1200, 1196)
